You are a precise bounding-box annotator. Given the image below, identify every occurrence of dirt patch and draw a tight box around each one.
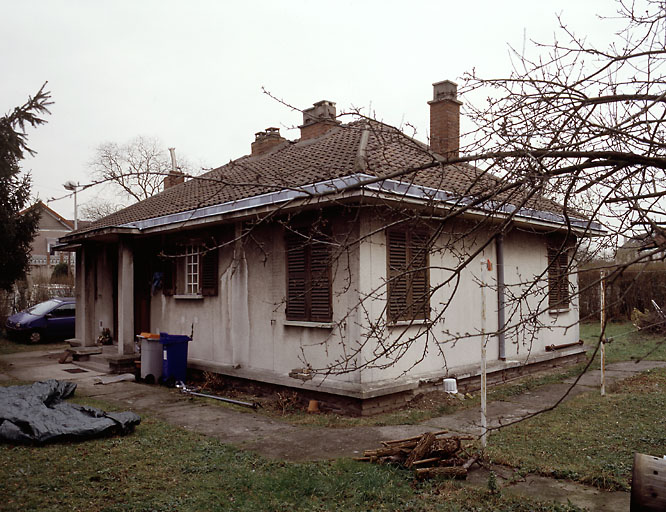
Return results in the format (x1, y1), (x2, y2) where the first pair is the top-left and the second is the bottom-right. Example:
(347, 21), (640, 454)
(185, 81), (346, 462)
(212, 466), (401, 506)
(614, 367), (666, 393)
(190, 371), (469, 420)
(406, 390), (467, 412)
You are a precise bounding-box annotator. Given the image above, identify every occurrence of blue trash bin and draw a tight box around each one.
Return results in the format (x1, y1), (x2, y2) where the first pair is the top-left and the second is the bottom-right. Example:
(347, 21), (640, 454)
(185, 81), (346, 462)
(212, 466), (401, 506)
(159, 332), (191, 384)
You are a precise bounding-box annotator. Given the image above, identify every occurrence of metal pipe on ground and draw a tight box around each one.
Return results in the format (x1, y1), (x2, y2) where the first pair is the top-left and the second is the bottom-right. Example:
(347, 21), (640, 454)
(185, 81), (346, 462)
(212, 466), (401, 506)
(176, 382), (260, 409)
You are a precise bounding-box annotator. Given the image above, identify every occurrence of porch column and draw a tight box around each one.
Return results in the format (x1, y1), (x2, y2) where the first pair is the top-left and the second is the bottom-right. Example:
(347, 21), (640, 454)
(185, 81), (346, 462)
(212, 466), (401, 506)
(74, 246), (95, 347)
(117, 239), (135, 355)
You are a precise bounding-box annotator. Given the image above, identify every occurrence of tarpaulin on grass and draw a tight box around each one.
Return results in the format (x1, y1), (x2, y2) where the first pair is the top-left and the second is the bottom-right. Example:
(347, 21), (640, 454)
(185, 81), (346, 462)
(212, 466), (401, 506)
(0, 379), (140, 444)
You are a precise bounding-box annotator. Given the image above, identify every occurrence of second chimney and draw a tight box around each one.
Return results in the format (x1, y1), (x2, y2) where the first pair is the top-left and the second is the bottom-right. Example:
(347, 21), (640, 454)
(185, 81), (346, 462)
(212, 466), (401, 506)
(164, 147), (185, 190)
(299, 100), (341, 140)
(251, 127), (286, 156)
(428, 80), (462, 159)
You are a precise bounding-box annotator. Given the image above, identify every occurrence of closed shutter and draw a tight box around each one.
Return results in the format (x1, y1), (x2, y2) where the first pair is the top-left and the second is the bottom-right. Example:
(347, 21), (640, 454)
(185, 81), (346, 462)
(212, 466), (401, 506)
(547, 247), (570, 309)
(410, 231), (429, 320)
(310, 240), (332, 321)
(387, 229), (429, 321)
(286, 231), (307, 320)
(387, 230), (408, 321)
(201, 248), (219, 296)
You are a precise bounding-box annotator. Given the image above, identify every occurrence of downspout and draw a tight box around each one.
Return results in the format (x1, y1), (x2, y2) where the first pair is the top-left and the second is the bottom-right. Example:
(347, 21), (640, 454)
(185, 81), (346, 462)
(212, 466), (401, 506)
(496, 233), (506, 360)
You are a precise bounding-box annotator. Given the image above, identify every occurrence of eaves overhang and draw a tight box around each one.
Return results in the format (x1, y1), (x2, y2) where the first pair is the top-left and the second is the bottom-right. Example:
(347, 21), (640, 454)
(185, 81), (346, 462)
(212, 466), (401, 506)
(61, 173), (605, 241)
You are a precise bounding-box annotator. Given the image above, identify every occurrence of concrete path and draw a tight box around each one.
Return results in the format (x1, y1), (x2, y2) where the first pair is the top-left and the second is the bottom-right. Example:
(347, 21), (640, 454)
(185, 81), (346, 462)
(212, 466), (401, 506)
(3, 349), (664, 511)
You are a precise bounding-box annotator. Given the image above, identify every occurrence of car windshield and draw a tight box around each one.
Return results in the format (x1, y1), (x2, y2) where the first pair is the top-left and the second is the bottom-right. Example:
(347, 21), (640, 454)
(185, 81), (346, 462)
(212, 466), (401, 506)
(27, 299), (62, 316)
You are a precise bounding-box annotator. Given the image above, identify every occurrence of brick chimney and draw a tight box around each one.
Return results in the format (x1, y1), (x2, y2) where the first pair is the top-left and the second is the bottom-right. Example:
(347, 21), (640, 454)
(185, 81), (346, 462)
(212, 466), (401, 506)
(299, 100), (341, 140)
(428, 80), (462, 159)
(251, 127), (286, 156)
(163, 147), (185, 190)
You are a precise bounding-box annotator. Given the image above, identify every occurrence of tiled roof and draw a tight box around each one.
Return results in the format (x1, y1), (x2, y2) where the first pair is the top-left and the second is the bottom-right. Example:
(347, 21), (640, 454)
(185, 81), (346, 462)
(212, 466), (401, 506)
(72, 120), (570, 236)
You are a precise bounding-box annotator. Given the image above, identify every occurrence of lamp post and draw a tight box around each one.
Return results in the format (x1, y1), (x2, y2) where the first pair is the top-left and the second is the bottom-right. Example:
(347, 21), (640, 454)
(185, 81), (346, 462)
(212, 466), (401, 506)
(63, 181), (79, 230)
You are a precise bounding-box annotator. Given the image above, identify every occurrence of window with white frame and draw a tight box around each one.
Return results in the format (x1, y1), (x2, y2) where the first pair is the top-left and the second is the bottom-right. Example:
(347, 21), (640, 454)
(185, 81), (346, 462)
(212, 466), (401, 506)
(185, 245), (200, 295)
(162, 241), (219, 298)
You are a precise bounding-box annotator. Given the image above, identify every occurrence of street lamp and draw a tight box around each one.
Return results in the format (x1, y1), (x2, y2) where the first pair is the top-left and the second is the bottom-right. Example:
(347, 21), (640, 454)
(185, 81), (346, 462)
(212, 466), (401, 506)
(63, 181), (79, 230)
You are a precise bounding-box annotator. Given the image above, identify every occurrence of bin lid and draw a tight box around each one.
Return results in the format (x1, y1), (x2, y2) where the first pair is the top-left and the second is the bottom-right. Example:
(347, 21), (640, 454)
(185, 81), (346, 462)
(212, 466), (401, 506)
(159, 332), (191, 344)
(140, 332), (160, 340)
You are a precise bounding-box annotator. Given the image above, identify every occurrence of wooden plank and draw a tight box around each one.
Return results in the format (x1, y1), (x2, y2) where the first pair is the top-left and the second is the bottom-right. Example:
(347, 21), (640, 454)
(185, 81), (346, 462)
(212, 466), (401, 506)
(383, 430), (448, 445)
(411, 457), (441, 466)
(405, 432), (436, 468)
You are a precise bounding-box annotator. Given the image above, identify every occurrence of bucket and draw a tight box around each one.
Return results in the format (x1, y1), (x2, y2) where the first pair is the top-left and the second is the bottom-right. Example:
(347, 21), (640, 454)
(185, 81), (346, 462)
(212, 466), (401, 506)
(443, 378), (458, 394)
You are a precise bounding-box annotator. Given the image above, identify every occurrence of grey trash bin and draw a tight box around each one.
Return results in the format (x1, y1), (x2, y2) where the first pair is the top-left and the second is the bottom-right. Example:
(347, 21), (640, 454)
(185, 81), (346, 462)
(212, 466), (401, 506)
(139, 334), (162, 383)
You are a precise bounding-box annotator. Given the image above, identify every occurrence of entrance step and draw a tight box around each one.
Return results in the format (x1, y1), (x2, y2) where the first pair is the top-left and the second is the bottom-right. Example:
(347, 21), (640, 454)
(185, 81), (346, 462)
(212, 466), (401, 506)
(105, 354), (139, 374)
(66, 347), (103, 361)
(69, 345), (138, 375)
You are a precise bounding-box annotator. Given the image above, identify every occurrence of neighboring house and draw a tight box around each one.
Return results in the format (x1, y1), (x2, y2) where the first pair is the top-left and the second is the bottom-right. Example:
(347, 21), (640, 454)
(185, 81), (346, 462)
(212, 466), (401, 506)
(616, 232), (666, 265)
(59, 80), (603, 413)
(23, 202), (76, 283)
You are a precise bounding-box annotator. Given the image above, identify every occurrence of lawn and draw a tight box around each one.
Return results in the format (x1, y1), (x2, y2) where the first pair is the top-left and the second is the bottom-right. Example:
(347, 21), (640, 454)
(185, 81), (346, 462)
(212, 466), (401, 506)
(0, 332), (67, 355)
(579, 320), (666, 363)
(486, 367), (666, 491)
(1, 322), (663, 506)
(0, 397), (583, 512)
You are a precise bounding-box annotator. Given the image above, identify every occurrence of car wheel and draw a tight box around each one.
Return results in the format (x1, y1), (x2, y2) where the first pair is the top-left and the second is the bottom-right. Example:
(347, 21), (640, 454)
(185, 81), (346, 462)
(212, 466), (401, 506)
(29, 330), (42, 343)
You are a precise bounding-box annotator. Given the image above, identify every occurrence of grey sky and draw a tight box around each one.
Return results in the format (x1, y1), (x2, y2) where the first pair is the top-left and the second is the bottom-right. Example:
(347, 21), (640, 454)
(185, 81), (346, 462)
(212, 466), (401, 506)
(2, 0), (614, 219)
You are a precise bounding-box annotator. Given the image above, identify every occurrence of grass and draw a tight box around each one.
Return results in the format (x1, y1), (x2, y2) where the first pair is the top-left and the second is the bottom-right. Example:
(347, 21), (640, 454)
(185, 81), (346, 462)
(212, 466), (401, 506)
(579, 320), (666, 364)
(0, 332), (67, 355)
(1, 321), (663, 505)
(486, 367), (666, 491)
(0, 400), (582, 512)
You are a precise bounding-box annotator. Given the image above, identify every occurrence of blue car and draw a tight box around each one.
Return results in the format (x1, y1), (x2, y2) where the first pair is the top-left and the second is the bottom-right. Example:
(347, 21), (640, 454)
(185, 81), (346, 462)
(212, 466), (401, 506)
(5, 297), (76, 343)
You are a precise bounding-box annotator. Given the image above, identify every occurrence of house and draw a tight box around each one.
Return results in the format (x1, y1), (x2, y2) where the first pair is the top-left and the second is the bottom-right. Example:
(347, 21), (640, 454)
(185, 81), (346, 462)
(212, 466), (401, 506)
(23, 202), (77, 283)
(59, 80), (603, 414)
(616, 231), (666, 265)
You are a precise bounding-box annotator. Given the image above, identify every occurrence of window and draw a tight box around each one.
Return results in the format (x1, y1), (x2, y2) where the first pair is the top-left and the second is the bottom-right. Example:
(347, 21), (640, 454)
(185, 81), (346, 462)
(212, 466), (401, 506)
(163, 243), (218, 297)
(51, 303), (75, 318)
(547, 246), (570, 309)
(285, 228), (332, 322)
(387, 229), (429, 322)
(185, 245), (200, 295)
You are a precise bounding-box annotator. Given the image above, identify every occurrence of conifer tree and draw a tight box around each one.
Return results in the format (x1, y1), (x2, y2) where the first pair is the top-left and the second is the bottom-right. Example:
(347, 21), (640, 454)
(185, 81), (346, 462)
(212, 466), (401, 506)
(0, 84), (52, 290)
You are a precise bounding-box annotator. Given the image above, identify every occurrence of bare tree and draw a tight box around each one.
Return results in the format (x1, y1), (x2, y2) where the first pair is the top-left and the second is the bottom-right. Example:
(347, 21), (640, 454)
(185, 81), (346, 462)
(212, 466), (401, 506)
(89, 135), (193, 204)
(79, 199), (121, 221)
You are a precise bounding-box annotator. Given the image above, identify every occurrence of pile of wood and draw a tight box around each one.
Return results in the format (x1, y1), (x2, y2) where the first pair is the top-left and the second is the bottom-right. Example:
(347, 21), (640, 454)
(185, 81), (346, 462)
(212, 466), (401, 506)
(356, 430), (476, 479)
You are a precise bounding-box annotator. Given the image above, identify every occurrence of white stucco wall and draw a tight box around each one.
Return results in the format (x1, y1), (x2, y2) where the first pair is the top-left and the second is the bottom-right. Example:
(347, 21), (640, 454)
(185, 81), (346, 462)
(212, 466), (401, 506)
(79, 209), (580, 394)
(355, 214), (579, 385)
(149, 215), (363, 388)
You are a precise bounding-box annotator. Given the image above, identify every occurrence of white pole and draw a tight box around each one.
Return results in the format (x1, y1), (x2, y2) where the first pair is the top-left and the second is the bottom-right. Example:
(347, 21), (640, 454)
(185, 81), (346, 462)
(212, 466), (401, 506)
(600, 270), (606, 396)
(480, 259), (488, 449)
(73, 187), (78, 231)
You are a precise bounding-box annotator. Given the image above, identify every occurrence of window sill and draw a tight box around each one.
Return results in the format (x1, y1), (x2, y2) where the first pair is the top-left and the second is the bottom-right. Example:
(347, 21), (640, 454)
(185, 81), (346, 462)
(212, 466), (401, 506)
(548, 308), (570, 315)
(284, 320), (335, 329)
(174, 294), (204, 300)
(388, 319), (432, 328)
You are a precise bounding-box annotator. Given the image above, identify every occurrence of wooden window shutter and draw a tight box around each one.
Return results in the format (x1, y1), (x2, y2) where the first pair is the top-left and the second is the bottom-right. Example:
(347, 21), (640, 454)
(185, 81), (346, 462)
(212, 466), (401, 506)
(310, 240), (332, 322)
(387, 230), (408, 321)
(409, 231), (429, 320)
(387, 229), (429, 321)
(201, 248), (219, 296)
(286, 231), (307, 320)
(547, 247), (570, 309)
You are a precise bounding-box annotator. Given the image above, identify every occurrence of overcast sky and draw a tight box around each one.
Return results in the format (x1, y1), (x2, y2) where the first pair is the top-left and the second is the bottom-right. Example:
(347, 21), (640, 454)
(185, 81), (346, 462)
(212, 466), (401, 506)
(2, 0), (617, 219)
